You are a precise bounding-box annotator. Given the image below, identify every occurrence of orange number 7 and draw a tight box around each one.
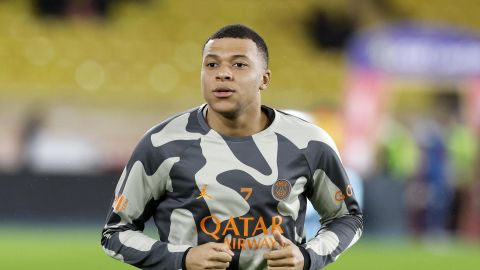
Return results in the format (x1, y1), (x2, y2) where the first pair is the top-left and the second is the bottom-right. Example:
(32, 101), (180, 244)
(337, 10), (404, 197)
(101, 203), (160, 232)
(240, 187), (252, 201)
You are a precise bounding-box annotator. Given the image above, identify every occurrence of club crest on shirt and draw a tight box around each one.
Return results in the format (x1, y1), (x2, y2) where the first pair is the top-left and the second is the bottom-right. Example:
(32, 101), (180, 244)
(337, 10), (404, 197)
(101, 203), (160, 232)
(271, 179), (292, 201)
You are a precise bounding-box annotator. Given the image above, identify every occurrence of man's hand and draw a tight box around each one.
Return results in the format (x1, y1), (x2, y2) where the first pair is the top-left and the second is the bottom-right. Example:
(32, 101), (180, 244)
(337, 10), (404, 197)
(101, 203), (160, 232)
(185, 242), (234, 270)
(264, 231), (304, 270)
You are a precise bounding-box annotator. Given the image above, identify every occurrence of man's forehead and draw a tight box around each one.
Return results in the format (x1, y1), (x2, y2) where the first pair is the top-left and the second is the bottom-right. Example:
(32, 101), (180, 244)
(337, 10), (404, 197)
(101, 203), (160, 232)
(203, 38), (258, 57)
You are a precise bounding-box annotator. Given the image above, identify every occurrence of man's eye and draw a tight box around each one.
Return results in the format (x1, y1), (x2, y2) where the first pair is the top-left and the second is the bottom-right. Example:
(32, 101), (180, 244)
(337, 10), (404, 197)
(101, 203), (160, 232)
(233, 63), (247, 68)
(206, 63), (217, 68)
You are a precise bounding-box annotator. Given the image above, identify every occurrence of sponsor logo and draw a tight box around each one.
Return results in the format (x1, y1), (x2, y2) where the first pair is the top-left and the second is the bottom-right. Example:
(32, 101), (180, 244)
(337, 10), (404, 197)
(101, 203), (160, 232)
(335, 184), (354, 202)
(113, 194), (128, 212)
(196, 185), (214, 200)
(200, 215), (284, 250)
(224, 235), (277, 250)
(271, 179), (292, 201)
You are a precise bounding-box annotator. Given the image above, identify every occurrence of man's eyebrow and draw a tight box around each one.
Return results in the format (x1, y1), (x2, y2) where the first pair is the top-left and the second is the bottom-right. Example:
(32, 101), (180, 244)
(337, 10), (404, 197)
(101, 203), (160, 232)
(231, 55), (250, 60)
(204, 54), (251, 60)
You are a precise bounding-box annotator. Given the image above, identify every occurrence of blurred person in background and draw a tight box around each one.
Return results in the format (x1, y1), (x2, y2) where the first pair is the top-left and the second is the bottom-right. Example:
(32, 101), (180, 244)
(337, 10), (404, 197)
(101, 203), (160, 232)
(378, 115), (420, 184)
(101, 24), (363, 270)
(412, 117), (451, 236)
(19, 104), (46, 174)
(458, 140), (480, 238)
(444, 107), (477, 234)
(407, 93), (463, 237)
(18, 103), (102, 175)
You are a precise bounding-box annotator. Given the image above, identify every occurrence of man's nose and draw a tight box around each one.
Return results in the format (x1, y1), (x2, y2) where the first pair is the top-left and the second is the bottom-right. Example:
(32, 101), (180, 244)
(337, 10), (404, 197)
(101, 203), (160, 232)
(216, 66), (233, 81)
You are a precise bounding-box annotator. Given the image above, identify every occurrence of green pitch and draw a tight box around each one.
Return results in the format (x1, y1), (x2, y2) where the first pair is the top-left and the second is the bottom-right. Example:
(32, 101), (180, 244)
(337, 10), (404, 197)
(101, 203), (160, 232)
(1, 226), (479, 270)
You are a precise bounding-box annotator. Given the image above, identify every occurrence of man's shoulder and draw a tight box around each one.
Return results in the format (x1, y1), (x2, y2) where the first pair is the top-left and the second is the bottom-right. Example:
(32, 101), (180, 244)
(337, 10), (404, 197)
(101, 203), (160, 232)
(144, 105), (206, 138)
(129, 105), (205, 151)
(274, 109), (337, 150)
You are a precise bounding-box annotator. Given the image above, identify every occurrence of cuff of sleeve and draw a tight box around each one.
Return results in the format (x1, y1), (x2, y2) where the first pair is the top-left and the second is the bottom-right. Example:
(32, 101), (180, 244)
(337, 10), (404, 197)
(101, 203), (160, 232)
(298, 245), (311, 270)
(181, 247), (193, 270)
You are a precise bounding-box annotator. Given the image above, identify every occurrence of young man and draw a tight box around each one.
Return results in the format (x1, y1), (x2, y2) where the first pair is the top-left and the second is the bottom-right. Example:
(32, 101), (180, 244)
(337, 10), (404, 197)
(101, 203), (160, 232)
(101, 24), (363, 270)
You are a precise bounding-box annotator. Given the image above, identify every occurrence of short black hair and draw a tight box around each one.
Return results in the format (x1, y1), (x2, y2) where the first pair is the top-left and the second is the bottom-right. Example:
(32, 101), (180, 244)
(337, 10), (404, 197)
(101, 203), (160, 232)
(204, 24), (269, 67)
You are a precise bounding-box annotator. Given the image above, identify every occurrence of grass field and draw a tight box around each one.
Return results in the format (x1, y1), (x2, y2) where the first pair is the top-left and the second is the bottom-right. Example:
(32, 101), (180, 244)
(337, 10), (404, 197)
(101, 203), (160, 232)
(1, 225), (479, 270)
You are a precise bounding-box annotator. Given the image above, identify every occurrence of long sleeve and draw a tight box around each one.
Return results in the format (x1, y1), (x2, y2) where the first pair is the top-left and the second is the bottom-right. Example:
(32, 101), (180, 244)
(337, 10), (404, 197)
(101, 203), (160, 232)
(302, 136), (363, 270)
(101, 134), (187, 270)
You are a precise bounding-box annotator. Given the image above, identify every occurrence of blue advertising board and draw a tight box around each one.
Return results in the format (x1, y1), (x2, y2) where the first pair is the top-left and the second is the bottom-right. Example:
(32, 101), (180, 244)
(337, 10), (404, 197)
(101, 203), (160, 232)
(347, 23), (480, 80)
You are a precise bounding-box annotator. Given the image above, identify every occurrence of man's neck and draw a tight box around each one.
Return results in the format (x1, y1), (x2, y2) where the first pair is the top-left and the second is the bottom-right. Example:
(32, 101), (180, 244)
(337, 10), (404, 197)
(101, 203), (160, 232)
(205, 106), (269, 137)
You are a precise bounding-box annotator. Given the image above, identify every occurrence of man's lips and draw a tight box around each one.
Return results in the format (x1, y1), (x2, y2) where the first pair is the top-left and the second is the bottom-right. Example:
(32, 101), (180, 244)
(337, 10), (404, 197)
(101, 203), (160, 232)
(212, 88), (235, 98)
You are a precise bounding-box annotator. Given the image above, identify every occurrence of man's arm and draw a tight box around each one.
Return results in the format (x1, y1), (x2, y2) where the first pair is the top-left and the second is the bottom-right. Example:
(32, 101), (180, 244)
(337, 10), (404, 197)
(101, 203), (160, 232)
(100, 135), (188, 270)
(302, 139), (363, 270)
(101, 132), (235, 270)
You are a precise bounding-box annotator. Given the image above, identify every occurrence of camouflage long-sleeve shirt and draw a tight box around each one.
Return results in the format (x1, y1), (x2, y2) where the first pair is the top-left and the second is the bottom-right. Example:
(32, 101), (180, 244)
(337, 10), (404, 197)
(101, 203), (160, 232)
(101, 104), (363, 270)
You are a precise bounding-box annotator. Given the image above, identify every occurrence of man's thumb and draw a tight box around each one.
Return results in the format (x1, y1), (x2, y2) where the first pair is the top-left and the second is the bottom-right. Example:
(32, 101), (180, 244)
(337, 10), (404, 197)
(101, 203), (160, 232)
(212, 242), (234, 256)
(273, 230), (286, 247)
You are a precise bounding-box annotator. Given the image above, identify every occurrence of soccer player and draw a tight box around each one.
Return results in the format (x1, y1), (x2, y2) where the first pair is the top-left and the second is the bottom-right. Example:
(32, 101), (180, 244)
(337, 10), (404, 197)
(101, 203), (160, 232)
(101, 24), (363, 270)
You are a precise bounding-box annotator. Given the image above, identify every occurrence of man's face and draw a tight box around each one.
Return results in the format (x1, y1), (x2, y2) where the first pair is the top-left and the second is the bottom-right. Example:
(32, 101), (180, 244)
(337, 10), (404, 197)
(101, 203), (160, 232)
(201, 38), (270, 118)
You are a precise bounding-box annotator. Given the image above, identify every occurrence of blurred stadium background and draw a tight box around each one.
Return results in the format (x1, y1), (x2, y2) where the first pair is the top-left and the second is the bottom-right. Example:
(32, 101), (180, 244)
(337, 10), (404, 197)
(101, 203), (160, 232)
(1, 0), (480, 269)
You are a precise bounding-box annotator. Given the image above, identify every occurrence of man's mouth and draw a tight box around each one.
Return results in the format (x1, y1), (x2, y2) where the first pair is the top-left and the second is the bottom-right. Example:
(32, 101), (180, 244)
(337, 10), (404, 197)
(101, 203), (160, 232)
(212, 88), (235, 98)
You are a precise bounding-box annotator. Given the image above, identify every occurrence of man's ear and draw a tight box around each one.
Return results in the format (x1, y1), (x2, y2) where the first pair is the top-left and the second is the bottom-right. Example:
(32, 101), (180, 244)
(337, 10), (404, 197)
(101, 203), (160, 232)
(260, 69), (271, 90)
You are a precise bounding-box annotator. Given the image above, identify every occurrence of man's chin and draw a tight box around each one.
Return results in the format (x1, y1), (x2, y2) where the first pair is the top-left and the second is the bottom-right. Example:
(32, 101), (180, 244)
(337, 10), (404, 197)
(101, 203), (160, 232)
(207, 102), (239, 119)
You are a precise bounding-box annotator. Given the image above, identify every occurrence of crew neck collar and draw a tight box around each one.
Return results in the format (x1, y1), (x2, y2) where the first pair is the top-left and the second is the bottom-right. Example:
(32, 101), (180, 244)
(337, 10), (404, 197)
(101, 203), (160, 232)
(196, 104), (278, 141)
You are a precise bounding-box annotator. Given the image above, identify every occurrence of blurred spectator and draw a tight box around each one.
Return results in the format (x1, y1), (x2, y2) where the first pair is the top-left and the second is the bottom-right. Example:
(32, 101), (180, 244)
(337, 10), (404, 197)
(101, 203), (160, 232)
(409, 115), (453, 236)
(378, 115), (420, 181)
(34, 0), (110, 18)
(458, 140), (480, 239)
(19, 105), (46, 173)
(446, 119), (477, 232)
(19, 104), (103, 175)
